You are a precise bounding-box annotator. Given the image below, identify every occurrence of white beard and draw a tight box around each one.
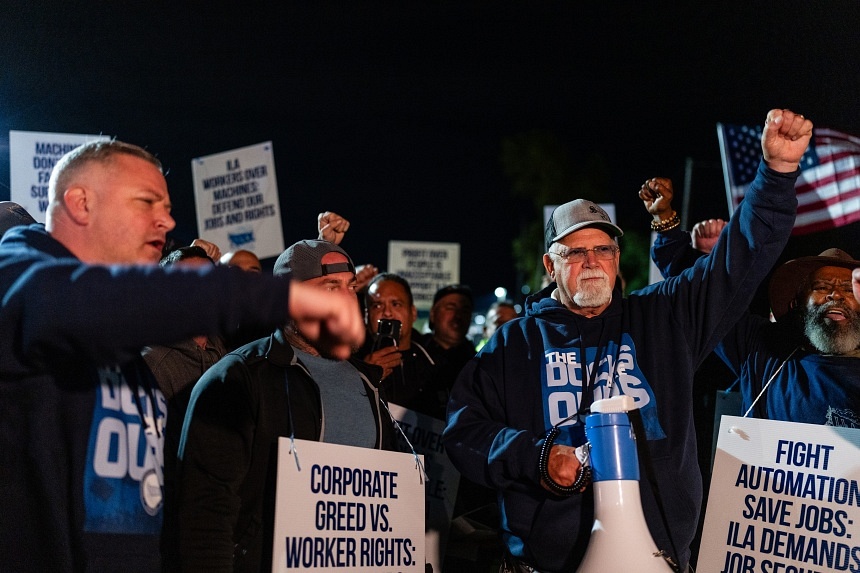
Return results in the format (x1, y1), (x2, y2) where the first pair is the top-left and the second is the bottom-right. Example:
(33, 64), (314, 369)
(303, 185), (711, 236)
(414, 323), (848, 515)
(803, 301), (860, 354)
(573, 268), (612, 308)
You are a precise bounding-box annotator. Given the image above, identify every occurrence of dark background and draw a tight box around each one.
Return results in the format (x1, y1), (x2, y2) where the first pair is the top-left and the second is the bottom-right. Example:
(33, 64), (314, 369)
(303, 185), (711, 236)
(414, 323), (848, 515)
(3, 3), (859, 568)
(2, 1), (859, 302)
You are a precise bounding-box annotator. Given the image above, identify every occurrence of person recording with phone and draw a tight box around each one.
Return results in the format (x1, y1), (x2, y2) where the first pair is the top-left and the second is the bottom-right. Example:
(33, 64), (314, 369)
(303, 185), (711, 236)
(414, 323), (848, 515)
(359, 273), (447, 419)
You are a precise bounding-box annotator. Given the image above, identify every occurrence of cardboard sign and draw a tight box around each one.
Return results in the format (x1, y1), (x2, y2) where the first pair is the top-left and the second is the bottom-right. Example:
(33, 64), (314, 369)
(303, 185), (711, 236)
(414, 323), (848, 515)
(272, 438), (425, 572)
(9, 130), (110, 221)
(698, 415), (860, 573)
(388, 403), (460, 573)
(387, 241), (460, 311)
(191, 142), (284, 259)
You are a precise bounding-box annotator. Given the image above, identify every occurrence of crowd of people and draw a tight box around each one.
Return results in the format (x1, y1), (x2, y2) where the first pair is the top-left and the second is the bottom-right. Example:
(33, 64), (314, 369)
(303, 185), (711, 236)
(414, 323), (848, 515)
(1, 107), (859, 573)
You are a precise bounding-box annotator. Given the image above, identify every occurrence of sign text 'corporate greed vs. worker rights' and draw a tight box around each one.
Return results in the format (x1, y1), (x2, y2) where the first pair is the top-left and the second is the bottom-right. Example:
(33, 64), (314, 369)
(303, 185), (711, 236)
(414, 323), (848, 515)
(271, 439), (425, 573)
(698, 416), (860, 573)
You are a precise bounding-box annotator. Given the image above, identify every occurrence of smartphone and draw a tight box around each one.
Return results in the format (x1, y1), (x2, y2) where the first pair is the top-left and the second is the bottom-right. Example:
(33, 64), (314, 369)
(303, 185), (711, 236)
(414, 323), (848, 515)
(375, 318), (402, 349)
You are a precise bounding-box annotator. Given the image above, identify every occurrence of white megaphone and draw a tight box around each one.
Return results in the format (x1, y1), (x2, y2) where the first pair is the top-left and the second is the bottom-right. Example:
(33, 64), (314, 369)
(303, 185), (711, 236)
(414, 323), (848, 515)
(576, 395), (675, 573)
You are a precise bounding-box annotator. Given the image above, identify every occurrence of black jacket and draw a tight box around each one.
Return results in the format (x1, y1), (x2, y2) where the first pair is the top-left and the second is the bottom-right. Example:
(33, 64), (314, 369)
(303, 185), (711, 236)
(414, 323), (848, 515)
(358, 328), (447, 420)
(173, 329), (395, 573)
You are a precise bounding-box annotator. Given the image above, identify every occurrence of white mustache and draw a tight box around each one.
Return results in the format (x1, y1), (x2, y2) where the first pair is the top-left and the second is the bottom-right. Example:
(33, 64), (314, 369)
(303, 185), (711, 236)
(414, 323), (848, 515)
(578, 269), (609, 282)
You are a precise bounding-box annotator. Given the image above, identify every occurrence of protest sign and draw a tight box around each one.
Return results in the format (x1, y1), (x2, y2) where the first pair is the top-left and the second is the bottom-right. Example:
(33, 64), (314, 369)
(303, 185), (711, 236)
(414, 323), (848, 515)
(387, 241), (460, 311)
(699, 415), (860, 573)
(9, 130), (110, 221)
(388, 403), (460, 573)
(272, 439), (425, 572)
(191, 142), (284, 259)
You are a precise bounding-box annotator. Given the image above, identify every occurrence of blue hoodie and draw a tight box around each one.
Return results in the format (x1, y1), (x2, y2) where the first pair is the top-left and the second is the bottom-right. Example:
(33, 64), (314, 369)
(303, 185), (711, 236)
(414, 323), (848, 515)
(651, 207), (860, 427)
(442, 162), (799, 572)
(0, 224), (293, 572)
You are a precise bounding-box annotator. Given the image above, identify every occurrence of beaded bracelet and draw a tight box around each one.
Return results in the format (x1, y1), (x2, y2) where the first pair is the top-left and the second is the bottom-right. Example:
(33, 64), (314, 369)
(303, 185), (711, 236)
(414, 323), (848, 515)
(538, 427), (592, 496)
(650, 211), (680, 232)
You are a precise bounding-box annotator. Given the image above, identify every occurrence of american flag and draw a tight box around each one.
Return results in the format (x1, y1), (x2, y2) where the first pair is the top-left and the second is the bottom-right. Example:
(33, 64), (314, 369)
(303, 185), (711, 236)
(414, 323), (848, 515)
(717, 123), (860, 235)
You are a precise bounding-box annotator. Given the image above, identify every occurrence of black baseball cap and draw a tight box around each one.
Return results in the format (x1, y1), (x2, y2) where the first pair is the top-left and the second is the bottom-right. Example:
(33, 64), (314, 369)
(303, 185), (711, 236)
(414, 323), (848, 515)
(0, 202), (37, 237)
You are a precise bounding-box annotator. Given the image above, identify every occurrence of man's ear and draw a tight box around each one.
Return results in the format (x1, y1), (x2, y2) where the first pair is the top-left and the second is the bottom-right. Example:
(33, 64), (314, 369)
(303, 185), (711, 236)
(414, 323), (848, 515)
(542, 253), (555, 278)
(411, 304), (418, 325)
(62, 187), (90, 225)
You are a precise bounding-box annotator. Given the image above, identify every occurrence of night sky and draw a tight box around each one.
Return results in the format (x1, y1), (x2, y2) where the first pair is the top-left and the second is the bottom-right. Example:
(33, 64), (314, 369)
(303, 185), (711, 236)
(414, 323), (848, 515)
(2, 2), (859, 304)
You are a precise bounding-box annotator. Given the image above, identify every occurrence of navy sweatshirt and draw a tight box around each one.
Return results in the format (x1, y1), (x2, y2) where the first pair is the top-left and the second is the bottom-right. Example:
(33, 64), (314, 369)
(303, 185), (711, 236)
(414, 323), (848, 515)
(0, 225), (292, 572)
(651, 199), (860, 427)
(442, 162), (799, 572)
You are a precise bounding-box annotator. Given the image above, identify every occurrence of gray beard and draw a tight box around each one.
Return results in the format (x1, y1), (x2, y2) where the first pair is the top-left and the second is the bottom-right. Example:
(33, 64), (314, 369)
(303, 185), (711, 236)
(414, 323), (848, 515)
(802, 302), (860, 354)
(573, 270), (612, 308)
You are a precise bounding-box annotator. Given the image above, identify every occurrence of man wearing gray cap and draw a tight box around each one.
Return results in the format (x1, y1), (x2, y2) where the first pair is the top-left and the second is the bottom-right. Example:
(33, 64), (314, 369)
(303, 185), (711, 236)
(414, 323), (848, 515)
(174, 239), (395, 573)
(442, 108), (812, 572)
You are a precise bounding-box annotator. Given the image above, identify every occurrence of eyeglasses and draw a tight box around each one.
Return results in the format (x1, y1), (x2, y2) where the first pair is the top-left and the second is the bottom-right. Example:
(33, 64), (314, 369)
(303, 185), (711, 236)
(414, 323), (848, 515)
(550, 245), (619, 263)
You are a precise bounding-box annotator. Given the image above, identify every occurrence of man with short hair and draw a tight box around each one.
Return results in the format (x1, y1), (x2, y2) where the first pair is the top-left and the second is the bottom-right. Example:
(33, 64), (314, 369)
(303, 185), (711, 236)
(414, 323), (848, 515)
(360, 272), (444, 419)
(442, 109), (811, 571)
(422, 284), (476, 392)
(175, 239), (395, 572)
(0, 140), (364, 572)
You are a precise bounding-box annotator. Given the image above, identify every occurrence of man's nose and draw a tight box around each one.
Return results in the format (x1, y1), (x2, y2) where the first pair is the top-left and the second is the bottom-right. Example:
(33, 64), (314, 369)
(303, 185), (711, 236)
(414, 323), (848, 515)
(158, 210), (176, 232)
(582, 249), (600, 267)
(827, 289), (844, 301)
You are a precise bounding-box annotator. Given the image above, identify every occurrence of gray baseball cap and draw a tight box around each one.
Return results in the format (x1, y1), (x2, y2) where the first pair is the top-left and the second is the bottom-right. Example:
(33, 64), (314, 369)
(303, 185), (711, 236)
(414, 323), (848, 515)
(273, 240), (355, 281)
(545, 199), (623, 250)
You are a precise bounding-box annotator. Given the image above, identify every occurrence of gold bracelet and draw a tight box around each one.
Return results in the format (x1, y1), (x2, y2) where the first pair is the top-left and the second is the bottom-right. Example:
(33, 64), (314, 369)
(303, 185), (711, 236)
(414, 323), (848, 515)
(650, 212), (680, 232)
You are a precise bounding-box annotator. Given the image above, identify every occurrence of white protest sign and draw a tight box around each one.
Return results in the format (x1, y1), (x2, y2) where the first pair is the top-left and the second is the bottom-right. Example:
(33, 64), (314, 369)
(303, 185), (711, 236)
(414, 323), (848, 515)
(272, 439), (425, 573)
(387, 241), (460, 311)
(191, 141), (284, 259)
(388, 403), (460, 573)
(9, 130), (110, 222)
(698, 415), (860, 573)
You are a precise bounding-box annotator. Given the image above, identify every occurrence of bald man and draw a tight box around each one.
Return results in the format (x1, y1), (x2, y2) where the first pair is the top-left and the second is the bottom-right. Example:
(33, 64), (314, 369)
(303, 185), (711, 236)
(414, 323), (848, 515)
(220, 249), (262, 273)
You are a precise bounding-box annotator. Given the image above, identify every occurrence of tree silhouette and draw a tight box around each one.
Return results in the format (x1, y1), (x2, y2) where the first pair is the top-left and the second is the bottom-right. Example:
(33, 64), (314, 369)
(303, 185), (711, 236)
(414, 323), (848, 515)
(501, 130), (651, 296)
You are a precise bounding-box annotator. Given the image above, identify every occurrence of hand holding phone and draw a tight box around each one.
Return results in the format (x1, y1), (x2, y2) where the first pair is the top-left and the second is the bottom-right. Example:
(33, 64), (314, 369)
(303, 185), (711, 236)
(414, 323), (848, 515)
(374, 318), (402, 350)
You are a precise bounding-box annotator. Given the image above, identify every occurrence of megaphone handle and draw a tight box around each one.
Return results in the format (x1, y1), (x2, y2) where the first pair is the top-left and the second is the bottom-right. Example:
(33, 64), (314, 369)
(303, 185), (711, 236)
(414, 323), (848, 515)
(538, 425), (592, 496)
